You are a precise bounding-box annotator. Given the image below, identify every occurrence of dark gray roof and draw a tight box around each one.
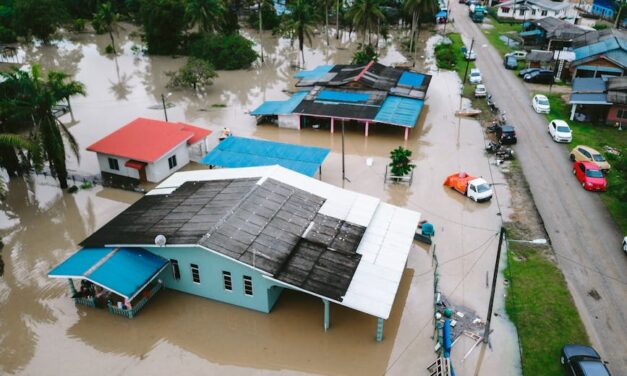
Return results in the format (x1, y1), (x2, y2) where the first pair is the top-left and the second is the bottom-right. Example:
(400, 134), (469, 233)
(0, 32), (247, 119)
(527, 50), (554, 62)
(532, 17), (587, 40)
(572, 77), (607, 93)
(81, 177), (366, 301)
(572, 28), (627, 48)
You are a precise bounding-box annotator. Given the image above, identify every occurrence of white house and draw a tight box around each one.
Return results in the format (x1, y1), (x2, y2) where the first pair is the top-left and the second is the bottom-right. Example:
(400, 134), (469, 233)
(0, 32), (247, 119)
(87, 117), (212, 183)
(497, 0), (574, 21)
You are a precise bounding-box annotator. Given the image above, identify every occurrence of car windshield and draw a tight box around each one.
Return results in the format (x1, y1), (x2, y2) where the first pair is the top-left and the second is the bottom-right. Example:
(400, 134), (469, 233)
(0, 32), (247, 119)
(477, 184), (491, 193)
(592, 154), (605, 162)
(471, 72), (480, 76)
(538, 98), (549, 105)
(586, 169), (603, 178)
(557, 126), (570, 133)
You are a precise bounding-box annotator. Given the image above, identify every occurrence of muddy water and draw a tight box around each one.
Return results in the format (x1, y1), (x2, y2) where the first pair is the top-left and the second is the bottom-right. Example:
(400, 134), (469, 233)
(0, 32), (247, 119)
(1, 25), (518, 375)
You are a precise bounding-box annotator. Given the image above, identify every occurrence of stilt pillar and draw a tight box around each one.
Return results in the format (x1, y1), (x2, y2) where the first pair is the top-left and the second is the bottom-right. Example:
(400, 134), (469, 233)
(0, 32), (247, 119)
(570, 104), (576, 121)
(404, 127), (409, 141)
(365, 122), (369, 137)
(68, 279), (77, 295)
(330, 117), (334, 134)
(376, 318), (384, 342)
(323, 299), (330, 331)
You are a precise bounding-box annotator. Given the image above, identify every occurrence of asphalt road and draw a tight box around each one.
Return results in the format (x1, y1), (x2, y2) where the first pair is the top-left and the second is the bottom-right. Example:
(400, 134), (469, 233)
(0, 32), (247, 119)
(450, 6), (627, 374)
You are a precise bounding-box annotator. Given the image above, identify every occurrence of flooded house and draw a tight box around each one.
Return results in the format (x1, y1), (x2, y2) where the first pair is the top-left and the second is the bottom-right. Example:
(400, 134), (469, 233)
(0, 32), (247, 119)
(48, 166), (420, 340)
(251, 62), (432, 140)
(87, 117), (212, 183)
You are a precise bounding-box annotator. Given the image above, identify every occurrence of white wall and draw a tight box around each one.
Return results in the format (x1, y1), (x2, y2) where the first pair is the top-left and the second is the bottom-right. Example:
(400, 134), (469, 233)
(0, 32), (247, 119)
(96, 153), (140, 180)
(278, 114), (300, 129)
(146, 143), (190, 183)
(497, 5), (572, 20)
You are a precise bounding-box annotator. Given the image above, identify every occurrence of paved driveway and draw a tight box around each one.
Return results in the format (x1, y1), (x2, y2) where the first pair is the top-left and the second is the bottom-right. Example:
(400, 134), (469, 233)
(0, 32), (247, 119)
(450, 5), (627, 374)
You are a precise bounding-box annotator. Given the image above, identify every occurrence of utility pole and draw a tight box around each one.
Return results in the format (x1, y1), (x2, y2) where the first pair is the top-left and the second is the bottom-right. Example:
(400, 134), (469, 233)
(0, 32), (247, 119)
(462, 38), (475, 85)
(161, 94), (169, 122)
(341, 119), (346, 181)
(484, 226), (505, 343)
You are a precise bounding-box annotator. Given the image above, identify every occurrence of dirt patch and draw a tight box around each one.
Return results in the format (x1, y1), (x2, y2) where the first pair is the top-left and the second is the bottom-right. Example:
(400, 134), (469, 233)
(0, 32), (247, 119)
(587, 289), (602, 301)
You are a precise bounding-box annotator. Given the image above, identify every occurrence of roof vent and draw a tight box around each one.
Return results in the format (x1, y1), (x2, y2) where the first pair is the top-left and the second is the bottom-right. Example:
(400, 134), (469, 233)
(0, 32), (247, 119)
(155, 235), (167, 247)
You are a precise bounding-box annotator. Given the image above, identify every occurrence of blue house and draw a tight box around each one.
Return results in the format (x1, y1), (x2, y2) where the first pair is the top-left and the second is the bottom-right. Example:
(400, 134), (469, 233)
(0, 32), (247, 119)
(591, 0), (616, 19)
(49, 166), (421, 341)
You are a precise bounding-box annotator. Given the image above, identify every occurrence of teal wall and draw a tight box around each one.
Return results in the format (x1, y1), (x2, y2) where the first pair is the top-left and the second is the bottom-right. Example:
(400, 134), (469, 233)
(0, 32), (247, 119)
(146, 246), (284, 313)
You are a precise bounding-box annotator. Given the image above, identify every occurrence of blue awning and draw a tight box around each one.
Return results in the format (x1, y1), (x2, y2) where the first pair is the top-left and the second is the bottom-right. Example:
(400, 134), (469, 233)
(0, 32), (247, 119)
(251, 91), (309, 116)
(49, 248), (169, 300)
(374, 96), (424, 127)
(398, 71), (426, 88)
(201, 136), (330, 176)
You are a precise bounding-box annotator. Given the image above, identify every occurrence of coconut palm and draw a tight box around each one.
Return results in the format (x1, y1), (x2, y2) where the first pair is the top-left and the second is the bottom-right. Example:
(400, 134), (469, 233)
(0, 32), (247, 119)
(0, 66), (85, 189)
(94, 1), (118, 54)
(186, 0), (225, 33)
(283, 0), (317, 67)
(348, 0), (384, 45)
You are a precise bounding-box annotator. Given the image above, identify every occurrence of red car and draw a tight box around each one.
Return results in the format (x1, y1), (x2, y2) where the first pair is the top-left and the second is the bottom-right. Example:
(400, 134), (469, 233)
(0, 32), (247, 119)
(573, 161), (607, 192)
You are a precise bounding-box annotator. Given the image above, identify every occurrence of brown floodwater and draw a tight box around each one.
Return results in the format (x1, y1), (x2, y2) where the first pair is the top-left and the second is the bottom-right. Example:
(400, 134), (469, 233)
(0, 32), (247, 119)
(1, 25), (519, 375)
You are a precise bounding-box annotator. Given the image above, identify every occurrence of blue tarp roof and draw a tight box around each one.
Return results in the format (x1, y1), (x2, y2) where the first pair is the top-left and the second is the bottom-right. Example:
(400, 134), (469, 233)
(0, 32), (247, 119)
(568, 93), (611, 104)
(250, 91), (309, 116)
(398, 72), (426, 88)
(317, 90), (369, 103)
(293, 65), (334, 80)
(435, 10), (448, 18)
(374, 96), (424, 127)
(201, 136), (330, 176)
(49, 248), (168, 300)
(520, 29), (542, 37)
(572, 77), (607, 92)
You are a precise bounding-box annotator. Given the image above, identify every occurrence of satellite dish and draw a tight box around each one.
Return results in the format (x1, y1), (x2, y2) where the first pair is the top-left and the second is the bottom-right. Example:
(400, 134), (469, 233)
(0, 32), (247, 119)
(155, 235), (167, 247)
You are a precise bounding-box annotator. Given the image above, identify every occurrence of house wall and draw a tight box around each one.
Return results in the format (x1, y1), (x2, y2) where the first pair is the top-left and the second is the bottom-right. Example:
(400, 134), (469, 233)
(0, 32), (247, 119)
(278, 114), (301, 129)
(591, 4), (614, 18)
(146, 143), (190, 182)
(571, 58), (625, 78)
(607, 105), (627, 124)
(146, 246), (285, 313)
(497, 5), (570, 21)
(96, 153), (140, 180)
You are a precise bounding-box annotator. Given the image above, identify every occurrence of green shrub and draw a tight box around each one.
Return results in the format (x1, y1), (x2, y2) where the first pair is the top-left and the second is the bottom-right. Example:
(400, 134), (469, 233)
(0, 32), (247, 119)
(189, 33), (257, 70)
(166, 57), (217, 90)
(71, 18), (86, 32)
(105, 44), (114, 54)
(352, 43), (378, 64)
(593, 22), (608, 30)
(0, 25), (16, 43)
(434, 42), (457, 70)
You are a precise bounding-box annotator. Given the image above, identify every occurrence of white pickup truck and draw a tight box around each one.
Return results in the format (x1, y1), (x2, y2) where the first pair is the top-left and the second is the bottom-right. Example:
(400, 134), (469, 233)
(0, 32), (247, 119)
(444, 173), (493, 202)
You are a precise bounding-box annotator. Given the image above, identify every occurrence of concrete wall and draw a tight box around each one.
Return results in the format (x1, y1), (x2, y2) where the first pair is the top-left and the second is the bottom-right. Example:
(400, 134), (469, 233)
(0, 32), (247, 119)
(607, 105), (627, 124)
(497, 5), (569, 20)
(278, 114), (300, 129)
(146, 246), (284, 313)
(146, 143), (190, 183)
(96, 153), (140, 180)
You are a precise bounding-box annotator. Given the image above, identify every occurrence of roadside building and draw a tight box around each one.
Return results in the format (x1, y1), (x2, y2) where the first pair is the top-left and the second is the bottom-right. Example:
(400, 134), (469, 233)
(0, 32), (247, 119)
(590, 0), (616, 20)
(496, 0), (574, 21)
(568, 77), (612, 121)
(570, 32), (627, 78)
(520, 17), (588, 50)
(48, 166), (421, 340)
(250, 62), (432, 140)
(87, 118), (211, 183)
(606, 76), (627, 125)
(525, 49), (554, 68)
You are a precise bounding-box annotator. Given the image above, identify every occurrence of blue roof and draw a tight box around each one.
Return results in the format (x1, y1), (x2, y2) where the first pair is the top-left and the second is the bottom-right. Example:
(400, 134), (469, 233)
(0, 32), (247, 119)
(398, 72), (426, 88)
(201, 136), (330, 176)
(593, 0), (614, 10)
(250, 91), (308, 116)
(374, 96), (424, 127)
(572, 77), (607, 92)
(575, 37), (627, 61)
(49, 248), (168, 300)
(576, 65), (625, 73)
(293, 65), (334, 80)
(317, 90), (369, 103)
(568, 93), (611, 105)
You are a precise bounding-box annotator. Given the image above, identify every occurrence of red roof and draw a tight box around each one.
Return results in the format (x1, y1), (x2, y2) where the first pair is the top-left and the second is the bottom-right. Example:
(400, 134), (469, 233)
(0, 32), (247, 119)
(87, 118), (212, 163)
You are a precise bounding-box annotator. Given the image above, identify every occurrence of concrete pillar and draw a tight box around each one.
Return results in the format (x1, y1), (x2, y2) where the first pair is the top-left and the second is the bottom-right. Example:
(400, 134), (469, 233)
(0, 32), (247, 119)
(404, 127), (409, 141)
(298, 115), (301, 130)
(570, 104), (577, 121)
(365, 122), (369, 137)
(330, 117), (334, 134)
(68, 279), (77, 295)
(376, 318), (384, 342)
(323, 299), (330, 331)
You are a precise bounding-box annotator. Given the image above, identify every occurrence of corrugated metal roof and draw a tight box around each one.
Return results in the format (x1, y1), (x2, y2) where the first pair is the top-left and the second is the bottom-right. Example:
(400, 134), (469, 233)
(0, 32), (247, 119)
(293, 65), (334, 80)
(568, 93), (611, 104)
(374, 96), (424, 127)
(200, 136), (329, 177)
(398, 71), (426, 88)
(572, 77), (606, 92)
(574, 36), (627, 61)
(48, 248), (168, 300)
(317, 90), (369, 103)
(520, 30), (542, 37)
(250, 91), (309, 116)
(576, 65), (624, 73)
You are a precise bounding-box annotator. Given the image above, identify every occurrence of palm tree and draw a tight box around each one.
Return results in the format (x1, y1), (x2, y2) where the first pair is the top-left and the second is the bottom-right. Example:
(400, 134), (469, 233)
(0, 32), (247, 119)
(283, 0), (317, 67)
(348, 0), (385, 45)
(0, 66), (85, 189)
(186, 0), (225, 33)
(404, 0), (420, 55)
(94, 1), (119, 54)
(0, 134), (32, 149)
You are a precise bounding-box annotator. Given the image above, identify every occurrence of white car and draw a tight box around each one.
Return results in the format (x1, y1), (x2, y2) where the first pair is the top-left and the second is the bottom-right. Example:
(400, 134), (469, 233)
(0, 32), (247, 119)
(532, 94), (550, 113)
(623, 236), (627, 253)
(548, 119), (572, 143)
(469, 68), (482, 84)
(465, 50), (477, 61)
(474, 84), (487, 97)
(507, 50), (527, 60)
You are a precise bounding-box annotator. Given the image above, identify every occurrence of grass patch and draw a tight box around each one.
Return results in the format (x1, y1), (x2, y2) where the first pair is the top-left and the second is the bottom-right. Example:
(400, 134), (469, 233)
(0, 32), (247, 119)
(435, 33), (477, 95)
(481, 16), (523, 57)
(505, 225), (589, 376)
(543, 94), (627, 233)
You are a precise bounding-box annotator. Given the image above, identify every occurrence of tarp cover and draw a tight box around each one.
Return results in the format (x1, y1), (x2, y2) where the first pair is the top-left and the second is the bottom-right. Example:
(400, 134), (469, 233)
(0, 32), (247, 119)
(398, 71), (426, 88)
(317, 90), (369, 103)
(443, 172), (476, 194)
(374, 96), (424, 127)
(293, 65), (334, 80)
(48, 247), (168, 300)
(201, 136), (330, 176)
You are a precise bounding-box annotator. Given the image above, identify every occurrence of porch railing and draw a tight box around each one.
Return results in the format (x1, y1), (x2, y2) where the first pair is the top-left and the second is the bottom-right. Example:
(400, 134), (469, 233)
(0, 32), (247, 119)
(74, 296), (96, 308)
(107, 282), (164, 319)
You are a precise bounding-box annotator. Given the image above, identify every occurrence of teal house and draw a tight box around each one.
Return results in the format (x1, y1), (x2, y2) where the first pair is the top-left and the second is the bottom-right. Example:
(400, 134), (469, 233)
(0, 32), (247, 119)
(49, 166), (421, 340)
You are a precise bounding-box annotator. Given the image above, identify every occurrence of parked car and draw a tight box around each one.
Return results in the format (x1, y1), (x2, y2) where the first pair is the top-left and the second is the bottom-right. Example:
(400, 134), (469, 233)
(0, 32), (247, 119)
(507, 50), (528, 60)
(443, 172), (493, 202)
(498, 125), (517, 144)
(561, 345), (611, 376)
(532, 94), (550, 113)
(524, 69), (555, 84)
(469, 68), (482, 84)
(569, 145), (611, 173)
(548, 120), (572, 143)
(623, 236), (627, 253)
(464, 49), (477, 61)
(573, 161), (607, 191)
(474, 84), (487, 97)
(504, 55), (517, 69)
(519, 67), (540, 77)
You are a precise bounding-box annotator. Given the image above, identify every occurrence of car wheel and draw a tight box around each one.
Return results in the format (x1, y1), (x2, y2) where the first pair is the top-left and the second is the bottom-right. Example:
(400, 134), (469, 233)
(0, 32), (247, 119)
(582, 182), (586, 189)
(569, 154), (575, 161)
(573, 169), (576, 175)
(560, 356), (565, 365)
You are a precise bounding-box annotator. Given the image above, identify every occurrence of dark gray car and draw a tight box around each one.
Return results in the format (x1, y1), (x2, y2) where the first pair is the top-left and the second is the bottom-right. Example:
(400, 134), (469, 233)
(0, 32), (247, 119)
(561, 345), (611, 376)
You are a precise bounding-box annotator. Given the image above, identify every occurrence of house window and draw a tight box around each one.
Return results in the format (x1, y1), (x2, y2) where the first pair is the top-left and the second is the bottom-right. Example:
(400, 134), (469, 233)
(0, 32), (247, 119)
(191, 263), (200, 283)
(519, 9), (525, 16)
(541, 10), (548, 16)
(170, 259), (180, 280)
(108, 157), (119, 171)
(223, 271), (232, 291)
(502, 7), (510, 13)
(531, 9), (536, 15)
(168, 155), (177, 169)
(243, 275), (253, 296)
(617, 109), (627, 119)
